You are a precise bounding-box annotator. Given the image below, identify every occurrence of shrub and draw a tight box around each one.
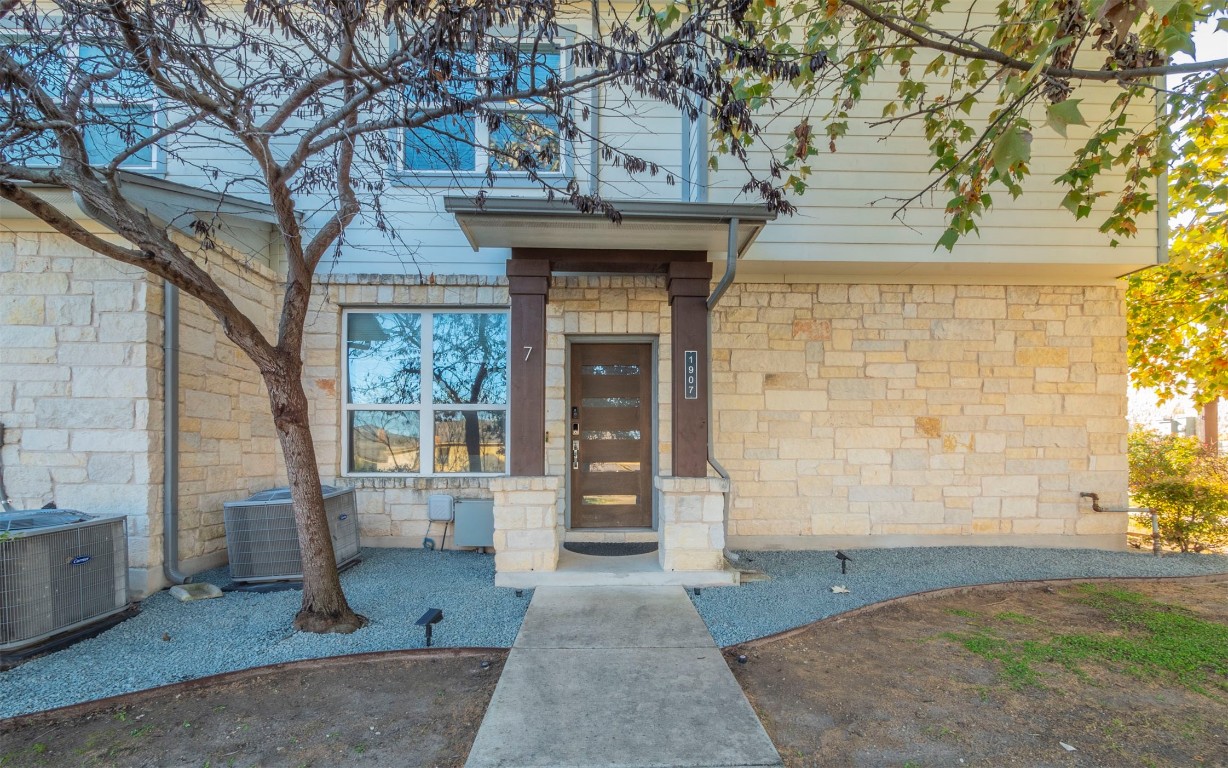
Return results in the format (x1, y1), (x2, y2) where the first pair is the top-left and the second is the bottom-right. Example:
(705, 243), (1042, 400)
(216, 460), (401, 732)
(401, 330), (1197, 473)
(1128, 429), (1228, 552)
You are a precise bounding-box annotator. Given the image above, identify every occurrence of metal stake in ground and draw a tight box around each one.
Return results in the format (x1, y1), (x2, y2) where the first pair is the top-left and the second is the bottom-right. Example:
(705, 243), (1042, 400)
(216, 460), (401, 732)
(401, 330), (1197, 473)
(415, 609), (443, 647)
(836, 551), (852, 574)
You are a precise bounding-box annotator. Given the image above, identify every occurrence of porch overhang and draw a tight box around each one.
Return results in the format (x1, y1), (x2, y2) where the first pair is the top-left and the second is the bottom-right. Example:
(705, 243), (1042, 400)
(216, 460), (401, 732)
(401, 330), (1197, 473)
(1, 172), (286, 270)
(443, 197), (775, 257)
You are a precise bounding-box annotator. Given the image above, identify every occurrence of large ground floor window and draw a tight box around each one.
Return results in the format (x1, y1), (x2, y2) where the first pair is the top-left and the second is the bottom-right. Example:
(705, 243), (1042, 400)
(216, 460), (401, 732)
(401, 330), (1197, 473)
(343, 309), (509, 476)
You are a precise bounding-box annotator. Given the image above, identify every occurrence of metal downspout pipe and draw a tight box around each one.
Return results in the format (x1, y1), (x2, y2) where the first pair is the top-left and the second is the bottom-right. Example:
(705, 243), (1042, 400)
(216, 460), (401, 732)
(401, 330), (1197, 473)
(163, 281), (188, 585)
(707, 218), (738, 557)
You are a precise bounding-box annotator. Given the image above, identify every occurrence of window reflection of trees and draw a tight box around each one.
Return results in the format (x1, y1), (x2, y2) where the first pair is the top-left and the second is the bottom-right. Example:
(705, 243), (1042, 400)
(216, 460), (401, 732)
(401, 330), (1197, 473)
(345, 312), (508, 474)
(434, 411), (506, 473)
(346, 313), (421, 405)
(350, 411), (420, 473)
(433, 313), (508, 473)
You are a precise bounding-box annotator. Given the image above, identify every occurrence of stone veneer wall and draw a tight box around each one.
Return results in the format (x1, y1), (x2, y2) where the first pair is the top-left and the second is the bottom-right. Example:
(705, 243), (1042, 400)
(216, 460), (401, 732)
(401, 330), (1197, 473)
(303, 274), (676, 545)
(545, 276), (672, 532)
(171, 249), (282, 571)
(656, 476), (727, 570)
(0, 230), (283, 595)
(303, 276), (511, 545)
(712, 283), (1129, 548)
(0, 232), (161, 582)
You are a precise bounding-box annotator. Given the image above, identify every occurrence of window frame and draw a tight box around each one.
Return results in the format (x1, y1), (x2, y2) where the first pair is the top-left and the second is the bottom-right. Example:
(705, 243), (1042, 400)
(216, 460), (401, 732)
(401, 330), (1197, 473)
(393, 38), (573, 183)
(341, 306), (512, 478)
(0, 34), (163, 173)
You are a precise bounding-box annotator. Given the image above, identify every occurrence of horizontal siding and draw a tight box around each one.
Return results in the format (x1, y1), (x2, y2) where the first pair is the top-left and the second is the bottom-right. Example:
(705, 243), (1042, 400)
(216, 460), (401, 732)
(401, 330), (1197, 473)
(124, 1), (1164, 277)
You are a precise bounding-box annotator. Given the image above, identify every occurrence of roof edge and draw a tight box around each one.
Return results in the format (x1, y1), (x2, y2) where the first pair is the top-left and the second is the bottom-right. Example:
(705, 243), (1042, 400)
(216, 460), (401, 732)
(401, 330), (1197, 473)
(443, 196), (777, 223)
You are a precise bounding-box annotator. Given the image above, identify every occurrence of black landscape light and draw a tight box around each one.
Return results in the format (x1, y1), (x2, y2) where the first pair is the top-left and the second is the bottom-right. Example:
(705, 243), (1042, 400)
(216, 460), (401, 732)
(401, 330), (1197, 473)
(415, 608), (444, 647)
(835, 550), (852, 574)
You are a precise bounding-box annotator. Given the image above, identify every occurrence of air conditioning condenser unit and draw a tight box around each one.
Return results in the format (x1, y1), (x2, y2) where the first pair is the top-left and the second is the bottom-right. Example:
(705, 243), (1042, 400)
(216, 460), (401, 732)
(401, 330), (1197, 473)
(1, 511), (130, 656)
(223, 486), (360, 583)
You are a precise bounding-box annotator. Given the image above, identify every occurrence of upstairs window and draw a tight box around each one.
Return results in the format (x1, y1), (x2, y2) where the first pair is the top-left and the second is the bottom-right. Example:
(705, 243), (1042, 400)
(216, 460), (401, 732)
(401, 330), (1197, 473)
(402, 45), (564, 175)
(1, 39), (158, 170)
(344, 310), (510, 476)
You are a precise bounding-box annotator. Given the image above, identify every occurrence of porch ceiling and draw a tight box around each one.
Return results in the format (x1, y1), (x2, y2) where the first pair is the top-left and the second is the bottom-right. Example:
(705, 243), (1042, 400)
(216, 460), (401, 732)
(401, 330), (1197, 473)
(444, 197), (775, 255)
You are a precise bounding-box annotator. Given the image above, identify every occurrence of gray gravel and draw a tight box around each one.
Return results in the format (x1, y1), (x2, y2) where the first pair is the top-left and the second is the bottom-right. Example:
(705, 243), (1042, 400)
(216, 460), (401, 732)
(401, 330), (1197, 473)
(5, 545), (1227, 718)
(0, 548), (529, 719)
(693, 546), (1228, 647)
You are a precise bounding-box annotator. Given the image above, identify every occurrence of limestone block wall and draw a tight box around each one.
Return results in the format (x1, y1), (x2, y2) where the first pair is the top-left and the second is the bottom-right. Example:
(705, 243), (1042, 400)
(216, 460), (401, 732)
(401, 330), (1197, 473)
(170, 250), (282, 569)
(490, 476), (561, 576)
(0, 228), (284, 593)
(0, 231), (161, 575)
(656, 476), (727, 571)
(545, 276), (672, 531)
(303, 276), (509, 544)
(301, 274), (675, 544)
(713, 283), (1129, 548)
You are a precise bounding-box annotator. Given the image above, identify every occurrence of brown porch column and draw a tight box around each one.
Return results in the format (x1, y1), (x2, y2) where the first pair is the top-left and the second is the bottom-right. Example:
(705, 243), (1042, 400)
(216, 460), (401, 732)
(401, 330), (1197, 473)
(507, 259), (550, 475)
(668, 261), (713, 477)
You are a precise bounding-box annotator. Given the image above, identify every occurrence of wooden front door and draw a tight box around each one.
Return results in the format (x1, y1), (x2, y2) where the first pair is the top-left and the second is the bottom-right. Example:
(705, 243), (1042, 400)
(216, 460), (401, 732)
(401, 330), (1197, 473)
(569, 343), (654, 528)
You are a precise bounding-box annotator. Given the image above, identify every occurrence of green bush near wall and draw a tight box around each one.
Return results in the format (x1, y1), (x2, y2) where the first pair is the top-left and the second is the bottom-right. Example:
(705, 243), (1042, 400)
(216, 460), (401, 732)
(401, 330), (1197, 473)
(1128, 429), (1228, 553)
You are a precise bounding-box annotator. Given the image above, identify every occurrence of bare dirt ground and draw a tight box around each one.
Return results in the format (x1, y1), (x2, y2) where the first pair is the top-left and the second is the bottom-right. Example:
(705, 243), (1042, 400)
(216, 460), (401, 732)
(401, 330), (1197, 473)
(5, 579), (1227, 768)
(0, 650), (505, 768)
(728, 578), (1228, 768)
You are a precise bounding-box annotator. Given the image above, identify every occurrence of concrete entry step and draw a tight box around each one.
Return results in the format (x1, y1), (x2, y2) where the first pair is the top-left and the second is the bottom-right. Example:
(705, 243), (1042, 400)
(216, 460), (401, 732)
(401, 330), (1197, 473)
(465, 586), (782, 768)
(495, 551), (739, 589)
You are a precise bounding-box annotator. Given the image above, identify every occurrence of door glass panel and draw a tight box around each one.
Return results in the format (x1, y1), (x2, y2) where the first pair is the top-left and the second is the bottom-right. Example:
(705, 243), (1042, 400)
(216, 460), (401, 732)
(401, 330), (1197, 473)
(581, 397), (641, 408)
(582, 495), (637, 505)
(349, 411), (420, 473)
(582, 429), (641, 440)
(587, 462), (640, 473)
(581, 365), (640, 376)
(433, 410), (506, 473)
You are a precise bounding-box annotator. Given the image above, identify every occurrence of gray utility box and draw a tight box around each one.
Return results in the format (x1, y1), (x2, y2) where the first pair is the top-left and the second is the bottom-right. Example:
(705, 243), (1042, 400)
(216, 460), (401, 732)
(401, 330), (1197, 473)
(454, 499), (495, 549)
(223, 486), (359, 583)
(0, 510), (129, 654)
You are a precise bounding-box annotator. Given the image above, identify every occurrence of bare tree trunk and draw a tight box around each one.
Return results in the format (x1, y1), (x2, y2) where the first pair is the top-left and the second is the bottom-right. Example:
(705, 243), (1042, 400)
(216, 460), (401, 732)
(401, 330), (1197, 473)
(264, 359), (366, 634)
(463, 410), (482, 473)
(1205, 399), (1219, 455)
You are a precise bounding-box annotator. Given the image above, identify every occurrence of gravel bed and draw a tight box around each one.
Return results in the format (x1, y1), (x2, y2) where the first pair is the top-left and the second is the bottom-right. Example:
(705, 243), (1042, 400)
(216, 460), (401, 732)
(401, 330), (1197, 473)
(6, 545), (1227, 718)
(693, 547), (1228, 647)
(0, 548), (529, 719)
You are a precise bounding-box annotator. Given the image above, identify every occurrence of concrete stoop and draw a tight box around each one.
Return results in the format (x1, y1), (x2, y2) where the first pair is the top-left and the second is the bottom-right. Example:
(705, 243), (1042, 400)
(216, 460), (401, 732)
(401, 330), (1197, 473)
(494, 550), (740, 589)
(465, 586), (782, 768)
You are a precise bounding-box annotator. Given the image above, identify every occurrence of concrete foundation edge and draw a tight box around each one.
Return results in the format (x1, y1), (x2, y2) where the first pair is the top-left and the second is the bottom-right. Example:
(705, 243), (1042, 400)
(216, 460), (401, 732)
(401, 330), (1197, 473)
(127, 549), (229, 600)
(726, 533), (1127, 551)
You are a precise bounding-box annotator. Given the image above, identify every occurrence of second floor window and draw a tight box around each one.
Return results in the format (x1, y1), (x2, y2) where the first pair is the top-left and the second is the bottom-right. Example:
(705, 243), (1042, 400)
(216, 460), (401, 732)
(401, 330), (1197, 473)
(1, 39), (158, 171)
(402, 45), (563, 175)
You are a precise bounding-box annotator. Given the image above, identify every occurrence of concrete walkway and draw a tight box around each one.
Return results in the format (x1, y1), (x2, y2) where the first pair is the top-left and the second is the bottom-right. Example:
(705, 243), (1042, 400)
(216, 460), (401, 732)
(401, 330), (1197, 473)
(465, 586), (783, 768)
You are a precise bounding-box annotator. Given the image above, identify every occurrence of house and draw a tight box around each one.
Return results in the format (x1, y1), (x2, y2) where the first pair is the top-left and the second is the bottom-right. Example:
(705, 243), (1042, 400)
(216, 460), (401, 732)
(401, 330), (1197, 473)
(0, 10), (1151, 598)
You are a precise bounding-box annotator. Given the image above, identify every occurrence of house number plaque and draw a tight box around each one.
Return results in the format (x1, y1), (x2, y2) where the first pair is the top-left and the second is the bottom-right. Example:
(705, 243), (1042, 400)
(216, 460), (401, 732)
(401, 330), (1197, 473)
(684, 350), (698, 400)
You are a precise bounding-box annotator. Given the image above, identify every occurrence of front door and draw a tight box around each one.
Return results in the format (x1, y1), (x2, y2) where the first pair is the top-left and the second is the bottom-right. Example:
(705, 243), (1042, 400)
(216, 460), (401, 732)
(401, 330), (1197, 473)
(569, 343), (654, 528)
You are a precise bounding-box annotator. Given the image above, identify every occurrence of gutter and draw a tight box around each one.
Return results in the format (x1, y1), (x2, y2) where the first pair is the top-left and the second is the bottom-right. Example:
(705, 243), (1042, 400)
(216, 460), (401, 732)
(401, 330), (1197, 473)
(163, 282), (188, 585)
(707, 218), (739, 556)
(71, 191), (189, 586)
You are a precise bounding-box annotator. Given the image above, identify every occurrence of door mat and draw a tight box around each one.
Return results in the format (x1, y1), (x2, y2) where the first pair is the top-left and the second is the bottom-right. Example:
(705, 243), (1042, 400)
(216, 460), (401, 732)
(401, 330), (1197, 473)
(563, 542), (658, 557)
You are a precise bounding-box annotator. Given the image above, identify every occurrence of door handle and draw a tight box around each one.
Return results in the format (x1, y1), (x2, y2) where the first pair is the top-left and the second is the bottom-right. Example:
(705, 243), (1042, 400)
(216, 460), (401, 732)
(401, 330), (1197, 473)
(572, 439), (580, 470)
